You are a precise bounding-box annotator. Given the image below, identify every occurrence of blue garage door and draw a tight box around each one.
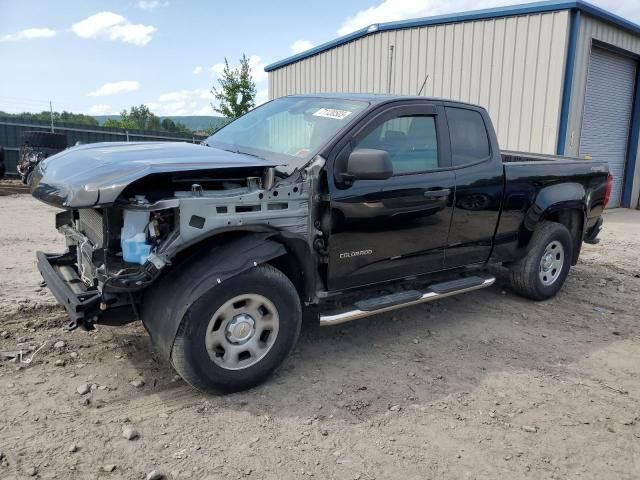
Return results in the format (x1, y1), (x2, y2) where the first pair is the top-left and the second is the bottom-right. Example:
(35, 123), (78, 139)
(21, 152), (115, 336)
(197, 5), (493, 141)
(579, 46), (636, 208)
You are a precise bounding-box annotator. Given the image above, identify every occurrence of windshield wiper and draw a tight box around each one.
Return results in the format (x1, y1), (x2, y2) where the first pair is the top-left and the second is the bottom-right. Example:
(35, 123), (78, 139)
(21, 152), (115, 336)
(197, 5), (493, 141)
(222, 148), (265, 160)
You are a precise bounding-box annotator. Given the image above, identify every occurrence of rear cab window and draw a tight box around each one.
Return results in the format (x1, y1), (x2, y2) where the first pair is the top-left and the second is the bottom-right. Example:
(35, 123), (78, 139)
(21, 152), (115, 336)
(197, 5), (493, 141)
(445, 107), (491, 166)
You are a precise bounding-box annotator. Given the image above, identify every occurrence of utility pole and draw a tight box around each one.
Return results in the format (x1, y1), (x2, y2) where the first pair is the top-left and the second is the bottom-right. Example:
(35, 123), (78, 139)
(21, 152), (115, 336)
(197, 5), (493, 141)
(49, 101), (54, 132)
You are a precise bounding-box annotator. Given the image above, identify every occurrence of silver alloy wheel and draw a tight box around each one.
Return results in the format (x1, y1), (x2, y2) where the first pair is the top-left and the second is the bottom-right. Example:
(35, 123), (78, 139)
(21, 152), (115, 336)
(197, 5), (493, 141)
(539, 240), (564, 286)
(205, 293), (280, 370)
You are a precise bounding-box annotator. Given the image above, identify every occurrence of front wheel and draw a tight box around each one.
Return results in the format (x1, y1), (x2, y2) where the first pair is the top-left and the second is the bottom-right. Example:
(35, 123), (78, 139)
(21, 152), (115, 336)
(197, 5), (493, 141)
(171, 264), (302, 394)
(508, 221), (573, 300)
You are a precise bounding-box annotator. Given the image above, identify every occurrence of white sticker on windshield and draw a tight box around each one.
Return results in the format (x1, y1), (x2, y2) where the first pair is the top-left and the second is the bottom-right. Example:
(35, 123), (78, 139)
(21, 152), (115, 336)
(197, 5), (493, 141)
(312, 108), (352, 120)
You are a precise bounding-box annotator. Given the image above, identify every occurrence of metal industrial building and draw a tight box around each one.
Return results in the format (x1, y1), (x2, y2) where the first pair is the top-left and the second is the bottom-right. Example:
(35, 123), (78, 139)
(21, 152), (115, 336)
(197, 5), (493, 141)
(265, 0), (640, 208)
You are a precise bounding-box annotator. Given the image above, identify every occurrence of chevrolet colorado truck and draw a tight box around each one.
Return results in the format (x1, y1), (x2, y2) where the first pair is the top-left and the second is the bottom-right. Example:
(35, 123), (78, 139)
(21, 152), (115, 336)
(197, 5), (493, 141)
(30, 94), (611, 393)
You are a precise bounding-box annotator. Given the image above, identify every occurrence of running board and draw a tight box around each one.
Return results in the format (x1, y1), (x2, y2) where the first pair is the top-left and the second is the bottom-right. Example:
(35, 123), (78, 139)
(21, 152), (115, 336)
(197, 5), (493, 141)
(319, 276), (495, 326)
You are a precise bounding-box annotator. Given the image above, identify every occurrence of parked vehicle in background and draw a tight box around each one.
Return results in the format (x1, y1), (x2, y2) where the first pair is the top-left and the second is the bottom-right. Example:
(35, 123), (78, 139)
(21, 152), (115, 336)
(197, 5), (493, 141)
(29, 94), (611, 393)
(17, 131), (67, 184)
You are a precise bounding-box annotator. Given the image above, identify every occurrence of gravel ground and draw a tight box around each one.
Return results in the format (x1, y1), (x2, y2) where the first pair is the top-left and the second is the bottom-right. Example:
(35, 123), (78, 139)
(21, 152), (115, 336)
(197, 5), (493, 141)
(0, 194), (639, 480)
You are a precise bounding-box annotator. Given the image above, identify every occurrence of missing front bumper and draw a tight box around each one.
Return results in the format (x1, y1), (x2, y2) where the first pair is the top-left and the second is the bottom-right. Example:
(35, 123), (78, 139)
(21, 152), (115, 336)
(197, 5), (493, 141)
(37, 251), (140, 330)
(36, 251), (101, 329)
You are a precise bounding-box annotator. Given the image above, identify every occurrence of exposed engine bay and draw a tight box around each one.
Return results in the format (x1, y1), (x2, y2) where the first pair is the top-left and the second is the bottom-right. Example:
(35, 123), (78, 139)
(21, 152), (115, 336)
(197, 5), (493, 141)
(51, 159), (325, 329)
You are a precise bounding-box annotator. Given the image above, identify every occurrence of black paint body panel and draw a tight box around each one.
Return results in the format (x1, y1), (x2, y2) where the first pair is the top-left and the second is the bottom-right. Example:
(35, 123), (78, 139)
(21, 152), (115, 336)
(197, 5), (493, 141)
(318, 96), (609, 293)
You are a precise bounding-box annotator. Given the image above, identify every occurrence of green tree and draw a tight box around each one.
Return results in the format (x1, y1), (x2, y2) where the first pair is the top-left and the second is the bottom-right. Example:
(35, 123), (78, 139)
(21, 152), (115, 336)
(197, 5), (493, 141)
(173, 121), (191, 134)
(161, 118), (176, 131)
(123, 104), (162, 131)
(103, 105), (165, 131)
(211, 54), (256, 118)
(102, 118), (123, 129)
(0, 110), (99, 126)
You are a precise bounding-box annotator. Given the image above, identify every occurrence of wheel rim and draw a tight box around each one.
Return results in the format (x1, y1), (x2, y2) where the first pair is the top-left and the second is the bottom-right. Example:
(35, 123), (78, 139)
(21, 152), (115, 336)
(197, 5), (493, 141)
(538, 240), (565, 286)
(205, 293), (280, 370)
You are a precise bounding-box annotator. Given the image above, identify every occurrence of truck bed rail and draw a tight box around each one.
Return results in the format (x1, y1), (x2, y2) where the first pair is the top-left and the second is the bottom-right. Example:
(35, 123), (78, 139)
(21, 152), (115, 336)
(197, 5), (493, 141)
(501, 150), (589, 163)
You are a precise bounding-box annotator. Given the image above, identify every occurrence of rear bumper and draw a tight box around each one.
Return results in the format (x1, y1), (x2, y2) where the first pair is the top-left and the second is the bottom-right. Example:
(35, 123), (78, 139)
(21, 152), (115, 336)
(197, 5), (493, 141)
(36, 251), (101, 327)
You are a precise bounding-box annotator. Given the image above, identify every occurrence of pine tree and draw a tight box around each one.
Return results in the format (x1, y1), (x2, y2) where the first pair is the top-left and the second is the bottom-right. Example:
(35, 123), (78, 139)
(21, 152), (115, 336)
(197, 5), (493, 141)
(211, 54), (257, 118)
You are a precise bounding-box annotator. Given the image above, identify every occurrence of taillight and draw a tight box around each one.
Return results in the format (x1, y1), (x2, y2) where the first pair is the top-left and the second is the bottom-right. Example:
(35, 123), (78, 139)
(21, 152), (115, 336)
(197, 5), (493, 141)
(603, 173), (613, 208)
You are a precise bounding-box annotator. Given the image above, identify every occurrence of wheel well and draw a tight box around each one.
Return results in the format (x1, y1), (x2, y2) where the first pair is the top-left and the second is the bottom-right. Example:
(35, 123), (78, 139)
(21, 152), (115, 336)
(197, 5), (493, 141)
(543, 209), (584, 265)
(268, 254), (306, 302)
(167, 229), (314, 303)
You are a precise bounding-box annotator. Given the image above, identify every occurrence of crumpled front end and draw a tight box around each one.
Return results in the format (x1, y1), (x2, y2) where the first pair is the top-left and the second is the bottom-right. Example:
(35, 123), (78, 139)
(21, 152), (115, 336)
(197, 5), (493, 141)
(30, 141), (278, 208)
(35, 157), (314, 330)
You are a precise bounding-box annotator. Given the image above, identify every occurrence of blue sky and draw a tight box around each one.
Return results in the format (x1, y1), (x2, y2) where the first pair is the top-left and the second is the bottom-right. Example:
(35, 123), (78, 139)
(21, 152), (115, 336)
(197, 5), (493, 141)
(1, 0), (639, 117)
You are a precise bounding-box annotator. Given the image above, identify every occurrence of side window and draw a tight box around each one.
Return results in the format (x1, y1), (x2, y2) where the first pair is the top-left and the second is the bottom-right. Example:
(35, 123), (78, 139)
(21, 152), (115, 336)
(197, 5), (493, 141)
(355, 115), (439, 175)
(446, 107), (491, 166)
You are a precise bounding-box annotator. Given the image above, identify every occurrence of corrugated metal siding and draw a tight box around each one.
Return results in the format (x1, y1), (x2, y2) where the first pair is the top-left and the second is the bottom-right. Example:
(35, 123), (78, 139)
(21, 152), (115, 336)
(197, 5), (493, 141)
(565, 14), (640, 157)
(268, 11), (570, 154)
(578, 47), (636, 207)
(566, 13), (640, 208)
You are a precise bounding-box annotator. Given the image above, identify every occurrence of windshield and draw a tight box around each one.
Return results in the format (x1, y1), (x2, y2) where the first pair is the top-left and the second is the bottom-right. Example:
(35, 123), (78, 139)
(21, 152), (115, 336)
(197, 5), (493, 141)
(204, 97), (368, 173)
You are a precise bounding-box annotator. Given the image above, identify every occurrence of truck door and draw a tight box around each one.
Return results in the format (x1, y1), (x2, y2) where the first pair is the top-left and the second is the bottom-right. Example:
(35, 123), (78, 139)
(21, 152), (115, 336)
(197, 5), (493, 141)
(327, 103), (455, 291)
(443, 105), (504, 268)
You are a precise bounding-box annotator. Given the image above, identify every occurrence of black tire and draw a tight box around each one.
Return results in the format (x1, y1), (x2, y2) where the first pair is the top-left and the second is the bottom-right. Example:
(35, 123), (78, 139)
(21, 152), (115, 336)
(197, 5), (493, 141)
(21, 131), (67, 149)
(171, 264), (302, 394)
(508, 221), (573, 300)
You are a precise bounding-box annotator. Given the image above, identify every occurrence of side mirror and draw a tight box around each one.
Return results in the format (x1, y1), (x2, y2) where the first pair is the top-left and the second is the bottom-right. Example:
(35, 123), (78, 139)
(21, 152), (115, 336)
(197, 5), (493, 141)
(345, 148), (393, 181)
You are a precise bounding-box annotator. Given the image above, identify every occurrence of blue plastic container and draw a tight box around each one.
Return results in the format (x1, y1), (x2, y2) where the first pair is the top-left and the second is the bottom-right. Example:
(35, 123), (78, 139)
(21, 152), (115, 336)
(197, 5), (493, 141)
(121, 234), (151, 265)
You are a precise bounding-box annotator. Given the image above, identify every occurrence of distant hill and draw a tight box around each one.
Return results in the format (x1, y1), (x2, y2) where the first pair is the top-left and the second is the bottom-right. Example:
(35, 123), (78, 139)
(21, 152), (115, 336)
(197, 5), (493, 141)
(93, 115), (228, 132)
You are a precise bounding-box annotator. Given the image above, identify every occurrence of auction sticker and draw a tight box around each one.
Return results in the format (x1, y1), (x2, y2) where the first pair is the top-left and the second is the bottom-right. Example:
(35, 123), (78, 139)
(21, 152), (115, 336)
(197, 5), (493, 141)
(313, 108), (352, 120)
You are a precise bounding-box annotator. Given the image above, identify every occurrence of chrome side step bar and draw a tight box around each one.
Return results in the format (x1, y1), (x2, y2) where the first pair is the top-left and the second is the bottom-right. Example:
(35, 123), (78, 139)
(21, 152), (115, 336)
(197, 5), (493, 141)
(319, 276), (496, 326)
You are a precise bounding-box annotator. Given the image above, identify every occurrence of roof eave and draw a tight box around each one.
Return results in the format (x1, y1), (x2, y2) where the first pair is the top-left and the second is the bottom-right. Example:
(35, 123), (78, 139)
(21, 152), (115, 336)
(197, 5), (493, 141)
(264, 0), (640, 72)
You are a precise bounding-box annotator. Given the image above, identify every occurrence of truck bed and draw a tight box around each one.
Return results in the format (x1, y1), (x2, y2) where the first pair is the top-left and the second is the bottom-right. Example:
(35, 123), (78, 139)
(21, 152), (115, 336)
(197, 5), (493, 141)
(501, 150), (589, 163)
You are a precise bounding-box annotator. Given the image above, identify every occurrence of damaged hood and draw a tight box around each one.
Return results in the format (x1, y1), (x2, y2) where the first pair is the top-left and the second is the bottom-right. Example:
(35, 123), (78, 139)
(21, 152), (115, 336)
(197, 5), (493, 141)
(30, 141), (277, 208)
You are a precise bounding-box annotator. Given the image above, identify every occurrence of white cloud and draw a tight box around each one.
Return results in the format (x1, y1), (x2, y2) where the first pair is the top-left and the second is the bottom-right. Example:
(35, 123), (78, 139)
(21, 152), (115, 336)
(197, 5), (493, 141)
(148, 88), (215, 115)
(72, 12), (125, 37)
(192, 65), (203, 75)
(157, 88), (210, 102)
(337, 0), (640, 36)
(193, 105), (215, 115)
(211, 55), (267, 83)
(248, 56), (268, 83)
(211, 62), (226, 77)
(589, 0), (640, 23)
(148, 57), (270, 116)
(256, 88), (269, 106)
(71, 11), (156, 46)
(137, 1), (169, 10)
(88, 80), (140, 97)
(157, 90), (192, 102)
(1, 28), (56, 41)
(290, 39), (314, 54)
(87, 104), (113, 115)
(338, 0), (517, 36)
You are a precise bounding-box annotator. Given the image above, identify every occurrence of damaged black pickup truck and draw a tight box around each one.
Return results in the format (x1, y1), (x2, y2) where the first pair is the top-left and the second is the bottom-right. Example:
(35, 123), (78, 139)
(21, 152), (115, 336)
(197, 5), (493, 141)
(30, 94), (611, 393)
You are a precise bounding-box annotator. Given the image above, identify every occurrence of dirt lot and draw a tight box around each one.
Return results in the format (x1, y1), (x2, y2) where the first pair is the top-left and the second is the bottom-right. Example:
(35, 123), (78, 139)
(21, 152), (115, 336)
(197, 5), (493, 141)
(0, 194), (639, 480)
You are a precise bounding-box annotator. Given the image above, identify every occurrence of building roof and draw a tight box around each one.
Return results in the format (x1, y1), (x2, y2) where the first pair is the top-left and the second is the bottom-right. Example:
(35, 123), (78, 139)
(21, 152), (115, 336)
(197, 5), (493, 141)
(264, 0), (640, 72)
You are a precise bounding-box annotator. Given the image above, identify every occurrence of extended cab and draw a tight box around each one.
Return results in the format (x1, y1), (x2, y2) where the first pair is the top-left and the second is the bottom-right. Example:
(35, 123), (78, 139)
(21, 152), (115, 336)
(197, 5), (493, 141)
(30, 94), (611, 393)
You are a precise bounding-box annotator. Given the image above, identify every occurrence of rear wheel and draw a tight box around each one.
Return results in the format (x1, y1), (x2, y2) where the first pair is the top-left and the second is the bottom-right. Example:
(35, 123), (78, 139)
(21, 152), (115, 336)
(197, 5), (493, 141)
(508, 221), (573, 300)
(171, 264), (301, 394)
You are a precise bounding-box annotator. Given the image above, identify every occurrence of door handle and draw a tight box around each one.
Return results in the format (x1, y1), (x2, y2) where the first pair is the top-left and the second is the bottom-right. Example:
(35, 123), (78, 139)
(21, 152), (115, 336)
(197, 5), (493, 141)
(423, 188), (451, 199)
